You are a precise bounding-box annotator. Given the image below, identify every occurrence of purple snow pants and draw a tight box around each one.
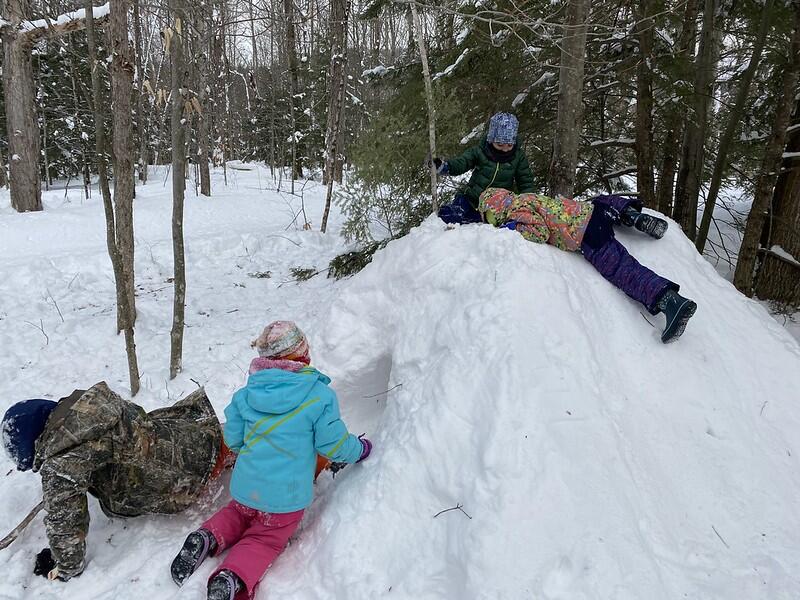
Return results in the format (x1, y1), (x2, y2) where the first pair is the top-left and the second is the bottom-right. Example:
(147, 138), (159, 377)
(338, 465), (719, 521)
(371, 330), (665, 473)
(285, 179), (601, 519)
(202, 500), (305, 599)
(580, 195), (677, 314)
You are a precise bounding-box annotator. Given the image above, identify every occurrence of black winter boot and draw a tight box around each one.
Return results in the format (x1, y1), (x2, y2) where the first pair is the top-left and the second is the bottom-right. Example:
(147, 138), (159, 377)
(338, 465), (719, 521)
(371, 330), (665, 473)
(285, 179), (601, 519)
(622, 206), (668, 239)
(207, 569), (243, 600)
(171, 528), (217, 586)
(656, 289), (697, 343)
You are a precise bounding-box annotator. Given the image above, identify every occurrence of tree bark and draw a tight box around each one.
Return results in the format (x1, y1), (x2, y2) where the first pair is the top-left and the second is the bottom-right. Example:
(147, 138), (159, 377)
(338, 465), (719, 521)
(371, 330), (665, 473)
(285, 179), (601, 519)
(2, 0), (42, 212)
(133, 0), (148, 183)
(86, 0), (140, 395)
(248, 0), (260, 96)
(733, 4), (800, 296)
(695, 0), (773, 252)
(548, 0), (590, 198)
(321, 0), (352, 233)
(634, 0), (655, 207)
(110, 0), (137, 328)
(170, 0), (188, 378)
(194, 1), (211, 196)
(0, 150), (7, 188)
(411, 2), (439, 211)
(674, 0), (721, 238)
(284, 0), (303, 182)
(655, 0), (699, 216)
(753, 97), (800, 305)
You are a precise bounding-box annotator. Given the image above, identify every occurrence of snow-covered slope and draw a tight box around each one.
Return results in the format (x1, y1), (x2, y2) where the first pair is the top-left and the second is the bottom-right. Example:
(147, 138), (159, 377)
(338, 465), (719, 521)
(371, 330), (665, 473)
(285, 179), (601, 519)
(1, 169), (799, 599)
(274, 217), (800, 599)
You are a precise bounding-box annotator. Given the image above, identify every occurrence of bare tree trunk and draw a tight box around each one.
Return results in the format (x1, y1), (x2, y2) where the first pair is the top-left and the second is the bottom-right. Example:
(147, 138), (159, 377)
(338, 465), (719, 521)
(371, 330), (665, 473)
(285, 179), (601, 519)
(2, 0), (42, 212)
(110, 0), (137, 332)
(194, 1), (211, 196)
(411, 2), (439, 211)
(755, 100), (800, 305)
(634, 0), (655, 207)
(321, 0), (352, 233)
(133, 0), (148, 183)
(733, 4), (800, 296)
(210, 0), (225, 169)
(284, 0), (302, 182)
(0, 150), (7, 188)
(656, 0), (698, 216)
(40, 82), (51, 191)
(695, 0), (773, 252)
(548, 0), (590, 198)
(87, 0), (140, 395)
(248, 0), (260, 95)
(674, 0), (721, 238)
(170, 0), (188, 378)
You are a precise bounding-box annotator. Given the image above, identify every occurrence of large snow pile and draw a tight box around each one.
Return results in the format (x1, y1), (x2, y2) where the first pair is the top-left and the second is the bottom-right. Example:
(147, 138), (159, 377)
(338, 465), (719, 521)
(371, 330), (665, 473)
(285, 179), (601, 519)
(1, 168), (799, 599)
(274, 217), (800, 599)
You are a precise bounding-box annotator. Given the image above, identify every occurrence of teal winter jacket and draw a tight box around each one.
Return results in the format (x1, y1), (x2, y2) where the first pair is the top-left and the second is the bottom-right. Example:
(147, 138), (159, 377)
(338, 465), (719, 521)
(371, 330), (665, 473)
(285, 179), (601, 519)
(224, 367), (363, 513)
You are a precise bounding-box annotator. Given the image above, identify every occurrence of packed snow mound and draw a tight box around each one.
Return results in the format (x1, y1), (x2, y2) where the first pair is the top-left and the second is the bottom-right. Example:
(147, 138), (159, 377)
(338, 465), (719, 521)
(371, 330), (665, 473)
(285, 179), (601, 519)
(271, 216), (800, 599)
(1, 181), (799, 600)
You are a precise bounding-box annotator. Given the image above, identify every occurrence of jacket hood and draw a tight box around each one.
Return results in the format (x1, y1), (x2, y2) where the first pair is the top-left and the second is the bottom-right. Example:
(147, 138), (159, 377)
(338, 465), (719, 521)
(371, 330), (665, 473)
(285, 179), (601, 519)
(240, 367), (330, 415)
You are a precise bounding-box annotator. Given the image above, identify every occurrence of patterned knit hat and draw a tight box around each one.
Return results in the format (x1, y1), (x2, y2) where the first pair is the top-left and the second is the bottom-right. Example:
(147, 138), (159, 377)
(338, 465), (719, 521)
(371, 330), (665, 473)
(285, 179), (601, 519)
(486, 112), (519, 145)
(2, 399), (57, 471)
(251, 321), (310, 364)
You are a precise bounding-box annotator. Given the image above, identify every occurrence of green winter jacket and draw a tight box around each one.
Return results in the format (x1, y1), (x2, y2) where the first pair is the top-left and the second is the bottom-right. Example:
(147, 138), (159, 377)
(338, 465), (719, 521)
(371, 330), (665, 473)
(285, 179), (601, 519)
(446, 140), (535, 208)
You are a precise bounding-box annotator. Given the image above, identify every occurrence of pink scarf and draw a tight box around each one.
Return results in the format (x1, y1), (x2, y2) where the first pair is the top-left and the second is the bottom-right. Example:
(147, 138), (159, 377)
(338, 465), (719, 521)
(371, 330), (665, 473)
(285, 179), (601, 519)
(249, 357), (309, 375)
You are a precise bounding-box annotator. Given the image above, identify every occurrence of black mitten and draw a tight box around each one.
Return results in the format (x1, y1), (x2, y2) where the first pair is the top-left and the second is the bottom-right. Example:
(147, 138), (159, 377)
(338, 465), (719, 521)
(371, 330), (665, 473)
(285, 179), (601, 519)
(33, 547), (56, 578)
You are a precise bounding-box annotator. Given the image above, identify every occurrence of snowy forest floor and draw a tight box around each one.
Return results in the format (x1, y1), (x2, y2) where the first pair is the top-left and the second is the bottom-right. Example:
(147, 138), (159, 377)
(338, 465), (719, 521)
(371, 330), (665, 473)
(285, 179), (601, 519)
(0, 165), (799, 599)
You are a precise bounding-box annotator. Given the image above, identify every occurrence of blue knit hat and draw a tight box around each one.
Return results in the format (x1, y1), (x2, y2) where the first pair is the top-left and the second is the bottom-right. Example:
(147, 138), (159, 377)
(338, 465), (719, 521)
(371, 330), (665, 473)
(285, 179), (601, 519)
(2, 399), (57, 471)
(486, 112), (519, 145)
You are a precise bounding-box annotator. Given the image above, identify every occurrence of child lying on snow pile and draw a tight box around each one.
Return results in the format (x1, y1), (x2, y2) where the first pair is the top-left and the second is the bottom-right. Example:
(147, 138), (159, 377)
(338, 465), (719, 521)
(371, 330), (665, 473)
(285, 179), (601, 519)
(434, 113), (698, 343)
(171, 321), (372, 600)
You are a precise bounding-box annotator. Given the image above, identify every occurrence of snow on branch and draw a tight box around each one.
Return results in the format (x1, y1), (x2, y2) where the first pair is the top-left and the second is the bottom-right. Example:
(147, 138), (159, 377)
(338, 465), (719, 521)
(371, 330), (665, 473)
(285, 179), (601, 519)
(432, 48), (470, 81)
(460, 122), (484, 145)
(602, 165), (638, 179)
(588, 138), (635, 149)
(761, 245), (800, 269)
(18, 3), (110, 42)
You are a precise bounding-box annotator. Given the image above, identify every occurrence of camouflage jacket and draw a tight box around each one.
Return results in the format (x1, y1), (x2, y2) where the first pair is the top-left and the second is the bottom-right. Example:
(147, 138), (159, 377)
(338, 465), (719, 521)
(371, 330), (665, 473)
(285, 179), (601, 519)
(32, 382), (222, 580)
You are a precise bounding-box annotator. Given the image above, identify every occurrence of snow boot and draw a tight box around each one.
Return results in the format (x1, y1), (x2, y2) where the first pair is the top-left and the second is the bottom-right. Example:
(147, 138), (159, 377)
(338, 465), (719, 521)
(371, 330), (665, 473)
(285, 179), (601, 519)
(171, 528), (217, 586)
(207, 569), (243, 600)
(621, 206), (668, 239)
(656, 289), (697, 343)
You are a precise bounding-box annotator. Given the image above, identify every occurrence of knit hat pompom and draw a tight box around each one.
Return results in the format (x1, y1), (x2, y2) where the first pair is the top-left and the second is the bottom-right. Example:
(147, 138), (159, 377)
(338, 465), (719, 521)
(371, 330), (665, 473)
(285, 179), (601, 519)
(251, 321), (310, 364)
(2, 399), (58, 471)
(486, 112), (519, 145)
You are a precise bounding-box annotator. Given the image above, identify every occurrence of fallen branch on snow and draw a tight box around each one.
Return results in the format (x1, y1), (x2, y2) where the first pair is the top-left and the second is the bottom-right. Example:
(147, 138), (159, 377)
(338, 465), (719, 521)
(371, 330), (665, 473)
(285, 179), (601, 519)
(0, 501), (45, 551)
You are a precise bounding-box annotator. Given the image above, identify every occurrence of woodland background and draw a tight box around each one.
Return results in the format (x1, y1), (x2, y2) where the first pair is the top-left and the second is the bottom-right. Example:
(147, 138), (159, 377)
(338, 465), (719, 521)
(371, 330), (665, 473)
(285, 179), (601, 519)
(1, 0), (800, 392)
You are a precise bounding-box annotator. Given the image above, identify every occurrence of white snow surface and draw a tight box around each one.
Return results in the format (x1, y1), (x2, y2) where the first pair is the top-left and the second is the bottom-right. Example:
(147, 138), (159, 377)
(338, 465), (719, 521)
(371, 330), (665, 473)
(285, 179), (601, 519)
(1, 166), (800, 599)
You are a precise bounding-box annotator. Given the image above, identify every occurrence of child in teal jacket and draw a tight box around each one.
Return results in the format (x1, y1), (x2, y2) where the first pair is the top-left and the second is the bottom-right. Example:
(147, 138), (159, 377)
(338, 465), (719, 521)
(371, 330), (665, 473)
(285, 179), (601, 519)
(171, 321), (371, 600)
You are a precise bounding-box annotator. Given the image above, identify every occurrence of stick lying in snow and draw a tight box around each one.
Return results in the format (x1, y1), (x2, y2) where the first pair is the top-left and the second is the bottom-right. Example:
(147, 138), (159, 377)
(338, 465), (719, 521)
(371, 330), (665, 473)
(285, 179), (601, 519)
(433, 503), (473, 520)
(0, 501), (45, 550)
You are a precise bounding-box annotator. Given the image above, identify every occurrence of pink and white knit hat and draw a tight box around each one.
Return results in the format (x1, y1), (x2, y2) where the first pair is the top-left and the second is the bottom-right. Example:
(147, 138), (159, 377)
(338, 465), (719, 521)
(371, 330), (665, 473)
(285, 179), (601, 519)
(251, 321), (310, 364)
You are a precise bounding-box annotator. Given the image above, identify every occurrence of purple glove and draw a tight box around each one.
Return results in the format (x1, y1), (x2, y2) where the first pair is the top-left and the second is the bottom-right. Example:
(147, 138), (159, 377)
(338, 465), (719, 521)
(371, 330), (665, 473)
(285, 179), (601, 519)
(358, 436), (372, 462)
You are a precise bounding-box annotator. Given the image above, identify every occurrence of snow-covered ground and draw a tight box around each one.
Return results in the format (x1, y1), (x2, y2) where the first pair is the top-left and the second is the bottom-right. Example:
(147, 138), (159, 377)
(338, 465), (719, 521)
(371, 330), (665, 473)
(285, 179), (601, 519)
(1, 167), (799, 599)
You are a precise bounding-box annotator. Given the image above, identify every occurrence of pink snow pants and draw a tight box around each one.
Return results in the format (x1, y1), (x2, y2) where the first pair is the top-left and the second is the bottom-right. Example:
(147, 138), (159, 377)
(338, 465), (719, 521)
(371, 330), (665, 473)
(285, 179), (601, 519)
(202, 500), (305, 599)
